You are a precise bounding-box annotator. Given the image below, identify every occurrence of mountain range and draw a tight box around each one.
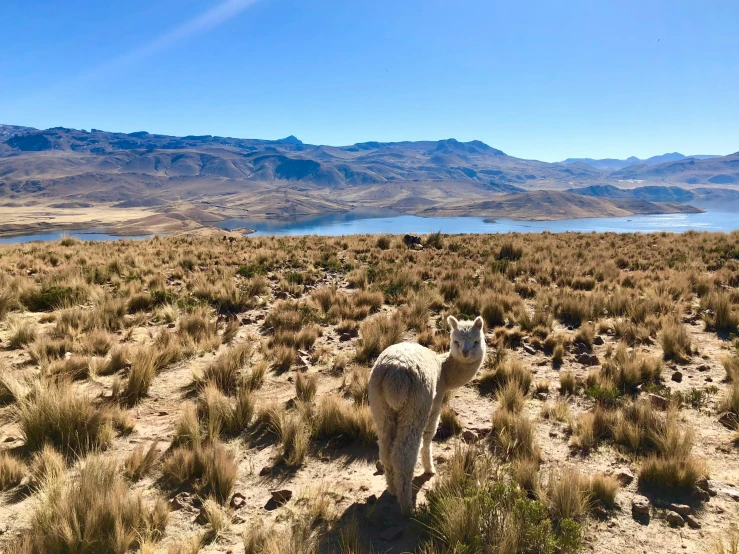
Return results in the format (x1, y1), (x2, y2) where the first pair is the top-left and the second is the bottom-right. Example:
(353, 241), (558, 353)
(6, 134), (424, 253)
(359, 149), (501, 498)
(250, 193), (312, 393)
(0, 124), (737, 235)
(560, 153), (720, 171)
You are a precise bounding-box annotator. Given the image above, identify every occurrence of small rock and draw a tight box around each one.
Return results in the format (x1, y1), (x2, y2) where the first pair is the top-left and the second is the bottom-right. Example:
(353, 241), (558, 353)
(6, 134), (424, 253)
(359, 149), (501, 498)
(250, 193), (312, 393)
(339, 333), (352, 342)
(265, 489), (292, 510)
(462, 430), (479, 444)
(522, 344), (536, 355)
(632, 495), (651, 515)
(684, 514), (701, 529)
(693, 488), (710, 502)
(671, 371), (683, 383)
(719, 412), (739, 430)
(706, 377), (713, 382)
(668, 503), (691, 516)
(648, 393), (670, 410)
(167, 322), (176, 329)
(593, 335), (605, 346)
(241, 317), (253, 325)
(170, 492), (195, 511)
(379, 525), (405, 541)
(535, 392), (548, 401)
(549, 431), (559, 438)
(666, 512), (685, 527)
(615, 468), (635, 486)
(697, 364), (710, 372)
(157, 411), (168, 416)
(577, 353), (600, 366)
(230, 492), (246, 510)
(276, 291), (289, 300)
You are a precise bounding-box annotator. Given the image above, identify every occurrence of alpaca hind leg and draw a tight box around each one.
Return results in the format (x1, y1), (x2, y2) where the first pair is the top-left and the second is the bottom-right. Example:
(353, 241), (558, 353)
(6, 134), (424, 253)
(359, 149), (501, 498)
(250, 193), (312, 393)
(391, 419), (425, 516)
(370, 398), (397, 495)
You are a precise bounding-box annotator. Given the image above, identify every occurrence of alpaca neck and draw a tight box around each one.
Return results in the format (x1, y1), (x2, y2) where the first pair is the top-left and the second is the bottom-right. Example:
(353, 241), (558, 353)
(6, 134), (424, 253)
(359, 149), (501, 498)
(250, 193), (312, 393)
(438, 351), (485, 391)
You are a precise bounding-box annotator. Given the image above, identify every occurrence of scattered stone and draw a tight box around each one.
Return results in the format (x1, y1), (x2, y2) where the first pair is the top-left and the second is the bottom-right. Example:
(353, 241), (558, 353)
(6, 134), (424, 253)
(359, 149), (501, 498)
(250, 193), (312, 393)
(593, 335), (605, 346)
(577, 353), (600, 366)
(697, 364), (710, 372)
(241, 317), (253, 325)
(375, 460), (385, 474)
(706, 377), (713, 382)
(684, 514), (701, 529)
(549, 431), (558, 438)
(157, 411), (168, 416)
(719, 412), (739, 430)
(615, 468), (635, 486)
(535, 392), (548, 401)
(671, 371), (683, 383)
(230, 492), (246, 510)
(462, 430), (479, 444)
(170, 492), (196, 511)
(693, 488), (710, 502)
(403, 234), (422, 247)
(276, 291), (289, 300)
(380, 525), (406, 541)
(648, 393), (670, 410)
(167, 322), (176, 329)
(522, 344), (536, 355)
(265, 489), (292, 510)
(668, 503), (691, 516)
(339, 333), (352, 342)
(632, 495), (651, 515)
(666, 512), (685, 527)
(573, 342), (589, 355)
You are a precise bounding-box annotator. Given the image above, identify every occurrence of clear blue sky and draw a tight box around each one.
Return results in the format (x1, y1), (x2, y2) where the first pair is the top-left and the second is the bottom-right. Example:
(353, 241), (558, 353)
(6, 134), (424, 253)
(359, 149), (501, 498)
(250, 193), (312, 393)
(1, 0), (737, 161)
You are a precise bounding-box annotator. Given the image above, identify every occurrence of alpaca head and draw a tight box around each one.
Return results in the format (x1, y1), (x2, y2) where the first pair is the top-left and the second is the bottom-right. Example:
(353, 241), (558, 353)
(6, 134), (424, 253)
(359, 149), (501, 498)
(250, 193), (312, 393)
(447, 315), (485, 363)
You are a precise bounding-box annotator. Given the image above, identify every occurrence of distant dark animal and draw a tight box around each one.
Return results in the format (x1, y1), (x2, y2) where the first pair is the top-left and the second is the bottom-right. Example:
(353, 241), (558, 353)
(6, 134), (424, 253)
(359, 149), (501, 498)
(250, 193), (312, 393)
(403, 234), (422, 248)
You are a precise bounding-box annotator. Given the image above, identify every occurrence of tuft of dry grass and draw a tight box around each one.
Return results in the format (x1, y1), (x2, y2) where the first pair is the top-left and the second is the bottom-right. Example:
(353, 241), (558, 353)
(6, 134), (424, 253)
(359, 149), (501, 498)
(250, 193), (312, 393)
(123, 441), (160, 482)
(296, 371), (318, 402)
(195, 342), (251, 394)
(488, 408), (540, 461)
(544, 467), (590, 522)
(161, 442), (238, 504)
(18, 380), (113, 456)
(28, 445), (66, 489)
(354, 313), (405, 364)
(309, 395), (377, 446)
(586, 473), (620, 510)
(11, 454), (169, 554)
(661, 319), (692, 362)
(478, 355), (532, 395)
(0, 451), (26, 491)
(8, 317), (37, 350)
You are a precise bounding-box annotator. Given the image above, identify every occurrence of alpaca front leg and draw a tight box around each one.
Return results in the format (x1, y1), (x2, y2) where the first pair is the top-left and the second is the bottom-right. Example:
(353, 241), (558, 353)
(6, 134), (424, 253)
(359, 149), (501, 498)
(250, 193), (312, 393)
(421, 394), (444, 475)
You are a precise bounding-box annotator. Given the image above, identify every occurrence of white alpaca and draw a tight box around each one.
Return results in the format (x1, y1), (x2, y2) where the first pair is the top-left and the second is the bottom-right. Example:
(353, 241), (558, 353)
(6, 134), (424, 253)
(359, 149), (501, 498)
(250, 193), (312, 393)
(368, 315), (486, 515)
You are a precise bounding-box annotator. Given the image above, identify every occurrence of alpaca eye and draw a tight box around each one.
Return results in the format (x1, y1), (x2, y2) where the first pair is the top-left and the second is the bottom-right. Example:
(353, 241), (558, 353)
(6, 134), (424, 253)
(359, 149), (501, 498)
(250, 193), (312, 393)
(453, 341), (459, 346)
(474, 341), (479, 346)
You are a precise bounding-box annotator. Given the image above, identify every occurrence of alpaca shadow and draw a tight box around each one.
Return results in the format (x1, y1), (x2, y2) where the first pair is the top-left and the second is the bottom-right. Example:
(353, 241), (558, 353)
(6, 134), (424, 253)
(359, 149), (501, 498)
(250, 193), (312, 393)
(316, 473), (435, 553)
(312, 441), (378, 465)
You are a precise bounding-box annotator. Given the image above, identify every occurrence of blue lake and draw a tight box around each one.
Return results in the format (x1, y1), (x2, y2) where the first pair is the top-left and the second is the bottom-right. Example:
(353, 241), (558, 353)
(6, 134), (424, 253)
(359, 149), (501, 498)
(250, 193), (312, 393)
(217, 209), (739, 236)
(0, 230), (152, 245)
(2, 209), (738, 244)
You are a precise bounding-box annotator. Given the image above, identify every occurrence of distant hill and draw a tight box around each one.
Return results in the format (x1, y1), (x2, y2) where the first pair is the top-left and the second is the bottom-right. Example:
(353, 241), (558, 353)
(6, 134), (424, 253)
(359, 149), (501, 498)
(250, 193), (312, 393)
(561, 152), (720, 171)
(567, 184), (739, 203)
(0, 124), (725, 233)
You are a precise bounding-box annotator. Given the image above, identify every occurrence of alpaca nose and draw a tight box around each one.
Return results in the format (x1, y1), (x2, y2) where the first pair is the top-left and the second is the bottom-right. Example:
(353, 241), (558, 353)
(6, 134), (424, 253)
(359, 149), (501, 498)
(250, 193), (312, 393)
(462, 349), (469, 358)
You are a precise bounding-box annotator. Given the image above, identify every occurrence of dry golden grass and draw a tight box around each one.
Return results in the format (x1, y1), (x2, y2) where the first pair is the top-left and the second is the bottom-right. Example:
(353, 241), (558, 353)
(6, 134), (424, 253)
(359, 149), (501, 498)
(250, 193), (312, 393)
(9, 454), (169, 554)
(2, 232), (739, 552)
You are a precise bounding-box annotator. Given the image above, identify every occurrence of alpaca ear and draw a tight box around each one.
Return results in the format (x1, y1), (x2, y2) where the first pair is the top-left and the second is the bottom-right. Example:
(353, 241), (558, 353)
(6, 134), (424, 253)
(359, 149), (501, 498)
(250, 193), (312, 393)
(473, 316), (484, 329)
(447, 315), (459, 330)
